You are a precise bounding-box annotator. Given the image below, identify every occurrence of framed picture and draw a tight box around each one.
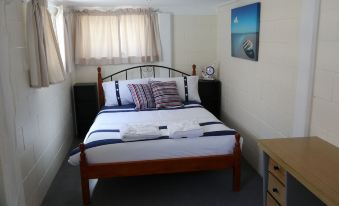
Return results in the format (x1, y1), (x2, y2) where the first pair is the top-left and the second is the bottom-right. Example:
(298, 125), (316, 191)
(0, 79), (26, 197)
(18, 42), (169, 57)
(231, 3), (261, 61)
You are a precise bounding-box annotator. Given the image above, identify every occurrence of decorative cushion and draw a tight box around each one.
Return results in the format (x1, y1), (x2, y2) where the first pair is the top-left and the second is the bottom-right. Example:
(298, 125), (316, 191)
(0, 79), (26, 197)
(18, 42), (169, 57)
(102, 78), (149, 106)
(150, 76), (201, 103)
(127, 84), (156, 110)
(150, 81), (183, 108)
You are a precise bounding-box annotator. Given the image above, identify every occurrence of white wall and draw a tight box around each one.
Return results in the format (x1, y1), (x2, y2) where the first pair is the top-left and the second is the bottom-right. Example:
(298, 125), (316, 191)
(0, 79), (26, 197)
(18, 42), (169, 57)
(0, 1), (74, 205)
(310, 0), (339, 146)
(173, 15), (217, 75)
(217, 0), (302, 172)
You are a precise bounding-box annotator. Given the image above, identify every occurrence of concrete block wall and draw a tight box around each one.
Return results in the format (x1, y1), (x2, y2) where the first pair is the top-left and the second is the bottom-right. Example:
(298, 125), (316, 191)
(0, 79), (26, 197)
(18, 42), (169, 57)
(310, 0), (339, 147)
(173, 15), (217, 75)
(217, 0), (302, 172)
(0, 1), (74, 205)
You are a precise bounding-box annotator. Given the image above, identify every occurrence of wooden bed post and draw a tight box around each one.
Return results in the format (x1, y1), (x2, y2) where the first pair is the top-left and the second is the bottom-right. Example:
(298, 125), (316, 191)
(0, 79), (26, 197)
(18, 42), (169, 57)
(97, 67), (104, 108)
(80, 143), (90, 206)
(233, 133), (241, 191)
(192, 64), (197, 76)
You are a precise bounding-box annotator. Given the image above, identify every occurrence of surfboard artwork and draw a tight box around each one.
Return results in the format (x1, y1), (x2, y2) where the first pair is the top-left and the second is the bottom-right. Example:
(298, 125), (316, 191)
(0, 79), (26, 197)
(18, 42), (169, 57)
(231, 3), (261, 61)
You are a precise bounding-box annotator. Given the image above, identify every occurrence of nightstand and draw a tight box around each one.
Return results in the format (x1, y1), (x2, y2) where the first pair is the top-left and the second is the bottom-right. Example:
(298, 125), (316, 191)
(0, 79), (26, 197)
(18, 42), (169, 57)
(73, 83), (99, 139)
(198, 79), (221, 118)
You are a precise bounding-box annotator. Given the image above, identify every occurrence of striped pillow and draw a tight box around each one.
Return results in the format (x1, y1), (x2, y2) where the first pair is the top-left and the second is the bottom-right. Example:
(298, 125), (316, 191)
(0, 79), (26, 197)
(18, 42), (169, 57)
(150, 81), (183, 108)
(127, 84), (156, 110)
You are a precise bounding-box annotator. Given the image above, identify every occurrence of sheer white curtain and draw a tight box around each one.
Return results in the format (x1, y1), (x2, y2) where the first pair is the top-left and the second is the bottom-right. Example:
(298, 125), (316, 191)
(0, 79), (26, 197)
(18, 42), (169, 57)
(50, 6), (74, 74)
(55, 6), (66, 69)
(64, 10), (75, 73)
(74, 8), (162, 65)
(26, 0), (66, 87)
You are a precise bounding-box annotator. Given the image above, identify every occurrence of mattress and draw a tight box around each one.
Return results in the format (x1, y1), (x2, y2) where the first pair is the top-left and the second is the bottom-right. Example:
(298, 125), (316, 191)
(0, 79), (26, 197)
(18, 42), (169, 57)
(68, 103), (238, 165)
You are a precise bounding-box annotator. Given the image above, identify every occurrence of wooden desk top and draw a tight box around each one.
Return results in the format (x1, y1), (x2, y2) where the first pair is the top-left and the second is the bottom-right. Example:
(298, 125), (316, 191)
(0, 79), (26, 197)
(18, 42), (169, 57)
(258, 137), (339, 206)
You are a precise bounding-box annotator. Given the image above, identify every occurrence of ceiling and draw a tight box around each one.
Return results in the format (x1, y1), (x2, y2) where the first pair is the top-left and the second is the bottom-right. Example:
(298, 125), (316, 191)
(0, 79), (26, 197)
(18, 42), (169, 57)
(54, 0), (232, 14)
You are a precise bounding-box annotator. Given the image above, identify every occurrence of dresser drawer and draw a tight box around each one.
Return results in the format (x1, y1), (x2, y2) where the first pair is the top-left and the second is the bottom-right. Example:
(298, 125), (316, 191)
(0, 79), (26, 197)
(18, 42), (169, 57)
(268, 173), (286, 206)
(266, 192), (280, 206)
(269, 158), (286, 184)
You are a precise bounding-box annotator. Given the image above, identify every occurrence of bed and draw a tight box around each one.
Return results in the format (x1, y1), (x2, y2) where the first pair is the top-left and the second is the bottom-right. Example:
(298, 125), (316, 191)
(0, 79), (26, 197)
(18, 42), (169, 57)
(69, 65), (241, 206)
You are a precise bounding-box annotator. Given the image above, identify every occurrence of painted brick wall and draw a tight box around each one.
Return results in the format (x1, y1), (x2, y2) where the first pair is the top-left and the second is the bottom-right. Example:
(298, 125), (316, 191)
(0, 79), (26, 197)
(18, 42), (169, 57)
(1, 1), (74, 205)
(173, 15), (217, 75)
(217, 0), (302, 172)
(310, 0), (339, 146)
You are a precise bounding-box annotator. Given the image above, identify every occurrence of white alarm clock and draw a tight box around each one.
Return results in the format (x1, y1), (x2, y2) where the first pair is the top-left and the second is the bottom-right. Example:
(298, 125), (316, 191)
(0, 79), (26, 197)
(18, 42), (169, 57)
(202, 66), (215, 80)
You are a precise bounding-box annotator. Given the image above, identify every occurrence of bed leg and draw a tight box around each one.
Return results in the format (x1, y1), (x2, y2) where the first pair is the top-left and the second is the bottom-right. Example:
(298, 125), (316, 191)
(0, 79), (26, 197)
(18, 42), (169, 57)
(81, 177), (90, 206)
(233, 133), (241, 192)
(80, 143), (90, 206)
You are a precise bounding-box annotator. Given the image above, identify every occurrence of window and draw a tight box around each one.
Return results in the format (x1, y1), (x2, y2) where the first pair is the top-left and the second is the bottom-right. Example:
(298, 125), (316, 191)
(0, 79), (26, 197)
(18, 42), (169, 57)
(73, 8), (162, 65)
(49, 5), (66, 69)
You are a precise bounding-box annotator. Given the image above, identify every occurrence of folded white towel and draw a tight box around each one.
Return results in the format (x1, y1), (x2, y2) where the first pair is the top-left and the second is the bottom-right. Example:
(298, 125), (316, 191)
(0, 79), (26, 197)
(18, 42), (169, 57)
(121, 124), (161, 142)
(167, 121), (203, 139)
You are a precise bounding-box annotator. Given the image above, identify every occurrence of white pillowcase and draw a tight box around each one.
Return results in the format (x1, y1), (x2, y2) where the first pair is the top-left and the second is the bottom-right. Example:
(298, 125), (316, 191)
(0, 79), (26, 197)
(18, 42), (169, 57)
(102, 78), (149, 106)
(151, 76), (201, 103)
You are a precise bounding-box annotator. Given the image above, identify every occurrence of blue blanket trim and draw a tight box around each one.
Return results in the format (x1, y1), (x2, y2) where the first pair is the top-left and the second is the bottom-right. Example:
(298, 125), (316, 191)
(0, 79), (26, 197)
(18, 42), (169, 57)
(203, 130), (237, 136)
(88, 129), (120, 137)
(98, 105), (203, 115)
(101, 101), (201, 111)
(159, 121), (223, 130)
(199, 121), (223, 126)
(102, 104), (136, 110)
(69, 129), (237, 156)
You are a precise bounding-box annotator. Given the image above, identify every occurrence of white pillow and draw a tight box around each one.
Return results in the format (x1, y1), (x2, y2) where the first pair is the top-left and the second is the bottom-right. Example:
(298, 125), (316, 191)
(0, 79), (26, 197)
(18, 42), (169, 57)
(102, 78), (149, 106)
(150, 76), (201, 103)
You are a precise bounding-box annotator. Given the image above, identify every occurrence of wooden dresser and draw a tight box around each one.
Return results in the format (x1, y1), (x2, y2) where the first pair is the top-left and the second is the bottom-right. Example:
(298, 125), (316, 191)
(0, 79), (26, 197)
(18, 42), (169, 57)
(258, 137), (339, 206)
(198, 79), (221, 118)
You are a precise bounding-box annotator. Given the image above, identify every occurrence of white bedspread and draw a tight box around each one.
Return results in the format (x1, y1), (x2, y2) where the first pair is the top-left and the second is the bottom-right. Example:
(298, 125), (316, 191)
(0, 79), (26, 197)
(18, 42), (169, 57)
(68, 104), (238, 166)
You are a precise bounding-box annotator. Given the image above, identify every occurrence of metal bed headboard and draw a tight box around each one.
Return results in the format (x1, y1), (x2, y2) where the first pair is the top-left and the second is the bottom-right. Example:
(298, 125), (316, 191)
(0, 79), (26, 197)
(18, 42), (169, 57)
(102, 65), (191, 81)
(97, 64), (197, 107)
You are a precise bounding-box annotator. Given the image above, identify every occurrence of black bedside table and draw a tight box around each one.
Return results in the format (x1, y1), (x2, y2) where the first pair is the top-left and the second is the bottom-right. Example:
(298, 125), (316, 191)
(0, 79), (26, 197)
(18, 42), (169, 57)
(198, 79), (221, 118)
(73, 83), (99, 138)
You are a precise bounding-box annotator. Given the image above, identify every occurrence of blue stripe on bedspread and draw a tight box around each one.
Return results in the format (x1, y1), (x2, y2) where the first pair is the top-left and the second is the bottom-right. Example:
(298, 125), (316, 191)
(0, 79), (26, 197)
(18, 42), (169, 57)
(69, 129), (237, 156)
(87, 122), (224, 138)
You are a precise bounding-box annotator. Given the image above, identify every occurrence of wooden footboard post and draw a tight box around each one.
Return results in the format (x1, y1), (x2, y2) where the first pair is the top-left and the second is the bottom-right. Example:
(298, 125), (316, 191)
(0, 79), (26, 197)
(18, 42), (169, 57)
(233, 133), (241, 191)
(97, 67), (104, 108)
(80, 144), (90, 206)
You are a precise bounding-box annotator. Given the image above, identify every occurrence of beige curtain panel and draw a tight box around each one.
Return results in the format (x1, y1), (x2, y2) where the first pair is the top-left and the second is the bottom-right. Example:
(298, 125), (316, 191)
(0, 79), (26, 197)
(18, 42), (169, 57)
(26, 0), (66, 88)
(74, 8), (162, 65)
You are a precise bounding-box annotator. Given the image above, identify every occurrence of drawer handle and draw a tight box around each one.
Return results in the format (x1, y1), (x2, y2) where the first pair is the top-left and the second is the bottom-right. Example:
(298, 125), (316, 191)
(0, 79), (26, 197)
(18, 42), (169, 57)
(272, 188), (279, 194)
(273, 165), (280, 171)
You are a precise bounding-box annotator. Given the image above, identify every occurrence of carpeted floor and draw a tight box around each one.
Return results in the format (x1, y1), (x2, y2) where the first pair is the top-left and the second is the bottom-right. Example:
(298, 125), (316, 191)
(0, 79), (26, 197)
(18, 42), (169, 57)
(42, 139), (263, 206)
